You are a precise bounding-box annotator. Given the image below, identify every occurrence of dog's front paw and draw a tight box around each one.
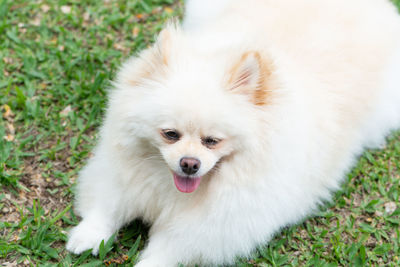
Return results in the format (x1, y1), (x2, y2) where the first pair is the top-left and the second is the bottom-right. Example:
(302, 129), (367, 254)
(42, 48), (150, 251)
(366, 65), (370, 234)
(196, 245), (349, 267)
(66, 221), (113, 255)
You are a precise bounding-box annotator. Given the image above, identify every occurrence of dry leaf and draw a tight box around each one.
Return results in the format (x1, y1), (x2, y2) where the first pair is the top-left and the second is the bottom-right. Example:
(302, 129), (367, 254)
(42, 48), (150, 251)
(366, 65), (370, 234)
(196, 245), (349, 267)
(374, 210), (383, 217)
(164, 7), (173, 14)
(12, 233), (21, 242)
(70, 176), (76, 183)
(152, 7), (162, 14)
(6, 123), (15, 135)
(60, 105), (72, 117)
(2, 104), (13, 119)
(41, 4), (50, 12)
(39, 83), (47, 90)
(3, 134), (15, 142)
(3, 57), (12, 64)
(384, 202), (396, 215)
(31, 17), (41, 26)
(61, 5), (71, 14)
(83, 12), (90, 21)
(94, 18), (103, 26)
(132, 26), (140, 38)
(113, 43), (125, 51)
(50, 37), (58, 45)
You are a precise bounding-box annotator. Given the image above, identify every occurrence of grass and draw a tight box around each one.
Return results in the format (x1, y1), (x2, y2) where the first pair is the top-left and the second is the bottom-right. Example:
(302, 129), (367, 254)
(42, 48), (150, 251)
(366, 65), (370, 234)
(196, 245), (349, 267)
(0, 0), (399, 266)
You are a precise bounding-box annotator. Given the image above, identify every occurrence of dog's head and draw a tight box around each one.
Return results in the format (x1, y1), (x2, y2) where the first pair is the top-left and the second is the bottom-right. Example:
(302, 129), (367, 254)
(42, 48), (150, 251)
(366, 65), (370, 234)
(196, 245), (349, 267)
(112, 26), (275, 193)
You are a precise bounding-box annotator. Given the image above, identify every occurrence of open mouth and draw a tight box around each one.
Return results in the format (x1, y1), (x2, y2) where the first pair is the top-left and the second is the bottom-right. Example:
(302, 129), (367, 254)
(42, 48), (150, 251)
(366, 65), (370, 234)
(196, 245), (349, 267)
(173, 173), (202, 193)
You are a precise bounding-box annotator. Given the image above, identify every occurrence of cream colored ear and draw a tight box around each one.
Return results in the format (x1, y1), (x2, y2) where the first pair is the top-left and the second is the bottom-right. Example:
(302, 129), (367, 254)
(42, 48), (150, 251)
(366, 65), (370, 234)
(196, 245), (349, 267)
(227, 51), (271, 105)
(156, 28), (171, 65)
(229, 52), (262, 91)
(121, 26), (178, 86)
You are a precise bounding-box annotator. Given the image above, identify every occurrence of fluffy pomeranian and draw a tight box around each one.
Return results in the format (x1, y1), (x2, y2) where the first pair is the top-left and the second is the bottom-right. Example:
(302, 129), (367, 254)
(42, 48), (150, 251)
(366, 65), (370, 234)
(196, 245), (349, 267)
(67, 0), (400, 266)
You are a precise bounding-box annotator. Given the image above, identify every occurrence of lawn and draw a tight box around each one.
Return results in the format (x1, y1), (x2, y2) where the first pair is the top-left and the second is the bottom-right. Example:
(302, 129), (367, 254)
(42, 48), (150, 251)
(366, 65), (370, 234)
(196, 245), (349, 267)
(1, 0), (400, 266)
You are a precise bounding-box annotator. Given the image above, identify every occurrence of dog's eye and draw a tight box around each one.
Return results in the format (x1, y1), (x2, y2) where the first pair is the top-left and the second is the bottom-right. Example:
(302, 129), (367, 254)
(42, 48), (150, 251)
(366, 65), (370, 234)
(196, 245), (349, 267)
(161, 129), (181, 141)
(202, 137), (221, 148)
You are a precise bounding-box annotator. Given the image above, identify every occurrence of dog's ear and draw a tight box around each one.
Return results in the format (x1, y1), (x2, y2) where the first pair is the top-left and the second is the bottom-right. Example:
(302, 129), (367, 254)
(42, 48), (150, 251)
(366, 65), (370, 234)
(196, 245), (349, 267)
(121, 28), (173, 86)
(227, 51), (272, 105)
(156, 28), (172, 66)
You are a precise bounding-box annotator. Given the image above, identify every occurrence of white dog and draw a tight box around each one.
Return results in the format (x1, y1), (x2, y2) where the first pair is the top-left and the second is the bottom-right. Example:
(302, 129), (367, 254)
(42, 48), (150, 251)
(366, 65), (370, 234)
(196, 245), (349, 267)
(67, 0), (400, 266)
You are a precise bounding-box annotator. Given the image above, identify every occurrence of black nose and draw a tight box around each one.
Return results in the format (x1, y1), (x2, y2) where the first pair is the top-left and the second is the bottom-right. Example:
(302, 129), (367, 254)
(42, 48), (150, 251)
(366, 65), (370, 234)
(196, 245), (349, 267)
(180, 157), (201, 175)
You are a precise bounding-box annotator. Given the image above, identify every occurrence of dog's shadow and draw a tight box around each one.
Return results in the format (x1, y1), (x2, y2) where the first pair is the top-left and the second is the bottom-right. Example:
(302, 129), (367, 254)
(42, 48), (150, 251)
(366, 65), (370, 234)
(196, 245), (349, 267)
(119, 218), (150, 248)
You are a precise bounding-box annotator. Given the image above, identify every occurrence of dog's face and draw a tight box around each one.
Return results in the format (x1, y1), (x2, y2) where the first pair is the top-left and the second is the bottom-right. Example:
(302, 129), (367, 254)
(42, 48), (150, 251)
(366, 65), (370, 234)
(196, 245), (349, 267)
(114, 27), (274, 193)
(157, 124), (231, 193)
(145, 74), (241, 193)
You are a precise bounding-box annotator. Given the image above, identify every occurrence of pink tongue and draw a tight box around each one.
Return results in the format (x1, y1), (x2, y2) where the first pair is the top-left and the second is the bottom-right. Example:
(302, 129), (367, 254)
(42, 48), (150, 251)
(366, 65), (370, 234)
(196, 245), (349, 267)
(173, 173), (202, 193)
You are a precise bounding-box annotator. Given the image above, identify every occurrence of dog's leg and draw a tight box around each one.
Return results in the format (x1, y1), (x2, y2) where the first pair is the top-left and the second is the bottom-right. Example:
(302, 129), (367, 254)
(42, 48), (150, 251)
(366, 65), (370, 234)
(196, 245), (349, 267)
(66, 152), (130, 255)
(134, 234), (183, 267)
(66, 210), (119, 255)
(134, 223), (236, 267)
(134, 197), (275, 267)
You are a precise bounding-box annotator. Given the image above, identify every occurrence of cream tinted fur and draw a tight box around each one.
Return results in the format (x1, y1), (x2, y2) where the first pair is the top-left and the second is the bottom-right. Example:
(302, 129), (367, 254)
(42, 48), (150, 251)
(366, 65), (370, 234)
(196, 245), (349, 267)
(66, 0), (400, 266)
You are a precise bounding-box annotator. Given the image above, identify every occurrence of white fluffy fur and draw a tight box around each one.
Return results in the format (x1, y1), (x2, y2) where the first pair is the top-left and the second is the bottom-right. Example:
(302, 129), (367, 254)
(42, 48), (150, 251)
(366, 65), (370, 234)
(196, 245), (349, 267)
(67, 0), (400, 266)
